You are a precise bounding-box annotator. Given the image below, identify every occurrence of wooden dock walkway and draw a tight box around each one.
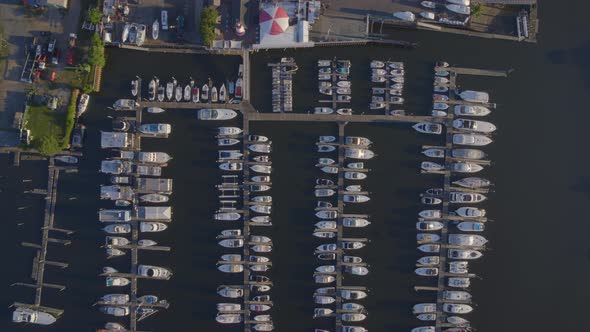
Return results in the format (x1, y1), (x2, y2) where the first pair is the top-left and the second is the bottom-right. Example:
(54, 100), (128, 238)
(140, 101), (240, 110)
(335, 122), (346, 331)
(245, 112), (437, 124)
(241, 116), (252, 332)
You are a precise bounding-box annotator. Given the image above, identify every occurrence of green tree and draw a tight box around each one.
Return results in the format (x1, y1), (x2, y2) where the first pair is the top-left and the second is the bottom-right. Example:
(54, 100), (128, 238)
(88, 33), (105, 68)
(88, 7), (102, 24)
(200, 6), (219, 46)
(39, 136), (62, 156)
(471, 4), (482, 18)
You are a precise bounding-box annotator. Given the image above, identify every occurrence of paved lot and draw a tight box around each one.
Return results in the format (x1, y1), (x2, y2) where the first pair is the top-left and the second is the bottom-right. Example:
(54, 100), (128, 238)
(0, 1), (80, 129)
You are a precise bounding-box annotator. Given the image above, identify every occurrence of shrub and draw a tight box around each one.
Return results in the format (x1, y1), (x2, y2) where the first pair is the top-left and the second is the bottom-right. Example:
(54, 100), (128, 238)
(200, 6), (219, 46)
(39, 136), (62, 156)
(88, 33), (105, 68)
(88, 7), (102, 24)
(62, 89), (79, 149)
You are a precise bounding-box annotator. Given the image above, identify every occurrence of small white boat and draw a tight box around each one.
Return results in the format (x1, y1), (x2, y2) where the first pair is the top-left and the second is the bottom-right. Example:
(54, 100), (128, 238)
(452, 149), (486, 160)
(217, 303), (242, 312)
(221, 254), (242, 261)
(345, 266), (369, 276)
(313, 231), (336, 238)
(318, 59), (331, 67)
(341, 241), (365, 250)
(453, 134), (493, 146)
(341, 313), (367, 322)
(248, 135), (269, 142)
(318, 145), (336, 152)
(219, 84), (226, 103)
(449, 192), (487, 203)
(140, 194), (169, 203)
(433, 102), (449, 110)
(175, 86), (182, 102)
(314, 295), (335, 304)
(316, 220), (337, 229)
(340, 289), (367, 300)
(418, 244), (441, 253)
(218, 138), (240, 146)
(372, 76), (386, 83)
(413, 122), (442, 134)
(211, 86), (218, 102)
(422, 148), (445, 158)
(449, 261), (469, 274)
(390, 69), (404, 76)
(421, 1), (436, 8)
(103, 224), (131, 234)
(370, 60), (384, 68)
(251, 176), (271, 183)
(415, 267), (438, 276)
(345, 136), (372, 147)
(214, 212), (241, 221)
(146, 107), (165, 114)
(100, 306), (130, 317)
(344, 172), (367, 180)
(421, 196), (442, 205)
(250, 205), (271, 214)
(459, 90), (489, 103)
(342, 218), (370, 227)
(393, 11), (415, 22)
(55, 155), (78, 164)
(139, 222), (167, 232)
(450, 162), (483, 173)
(249, 144), (272, 153)
(318, 158), (336, 165)
(139, 123), (171, 135)
(218, 264), (244, 273)
(420, 11), (435, 20)
(219, 239), (244, 248)
(319, 135), (336, 143)
(121, 23), (130, 43)
(157, 85), (165, 101)
(347, 162), (364, 169)
(411, 327), (435, 332)
(316, 210), (337, 219)
(453, 118), (497, 133)
(251, 196), (272, 203)
(413, 303), (436, 314)
(251, 244), (272, 253)
(250, 165), (272, 174)
(253, 323), (274, 331)
(434, 85), (448, 93)
(421, 161), (444, 171)
(202, 84), (209, 101)
(448, 234), (488, 247)
(336, 88), (351, 95)
(217, 286), (244, 298)
(417, 256), (439, 266)
(218, 127), (243, 136)
(166, 81), (174, 100)
(106, 277), (130, 287)
(337, 108), (353, 115)
(12, 308), (57, 325)
(455, 207), (486, 217)
(453, 177), (491, 188)
(447, 4), (471, 15)
(457, 221), (485, 232)
(370, 102), (385, 109)
(219, 162), (243, 171)
(77, 93), (89, 117)
(138, 239), (157, 247)
(316, 243), (337, 252)
(454, 104), (491, 116)
(417, 233), (440, 243)
(216, 313), (243, 324)
(417, 313), (437, 321)
(419, 210), (442, 219)
(344, 148), (375, 160)
(443, 303), (474, 314)
(316, 265), (336, 273)
(448, 249), (483, 260)
(416, 221), (443, 231)
(443, 290), (472, 301)
(343, 194), (370, 203)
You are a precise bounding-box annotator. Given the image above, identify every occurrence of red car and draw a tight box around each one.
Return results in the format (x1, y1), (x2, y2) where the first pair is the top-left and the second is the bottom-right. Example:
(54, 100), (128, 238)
(66, 48), (74, 65)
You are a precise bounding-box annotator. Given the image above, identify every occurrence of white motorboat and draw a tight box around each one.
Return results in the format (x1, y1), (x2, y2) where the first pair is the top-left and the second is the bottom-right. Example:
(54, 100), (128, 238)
(100, 306), (129, 317)
(248, 135), (269, 142)
(251, 176), (270, 183)
(411, 327), (435, 332)
(453, 134), (493, 146)
(316, 243), (337, 252)
(421, 196), (442, 205)
(459, 90), (489, 103)
(370, 102), (385, 109)
(446, 4), (471, 15)
(198, 108), (238, 120)
(253, 323), (274, 331)
(251, 196), (272, 203)
(318, 74), (331, 80)
(55, 155), (78, 164)
(443, 303), (473, 314)
(449, 261), (469, 274)
(347, 162), (364, 169)
(433, 102), (449, 110)
(421, 161), (444, 171)
(415, 267), (438, 276)
(218, 126), (243, 136)
(452, 148), (486, 160)
(218, 264), (244, 273)
(135, 24), (146, 46)
(342, 218), (371, 227)
(419, 210), (442, 219)
(316, 210), (337, 219)
(454, 177), (491, 189)
(391, 76), (405, 83)
(449, 234), (488, 247)
(218, 150), (243, 160)
(434, 110), (447, 117)
(416, 221), (443, 231)
(250, 205), (271, 214)
(165, 79), (175, 101)
(128, 24), (138, 44)
(345, 136), (372, 147)
(390, 69), (404, 76)
(448, 249), (483, 260)
(317, 253), (336, 260)
(219, 84), (226, 103)
(249, 144), (272, 153)
(314, 295), (336, 304)
(217, 286), (244, 298)
(313, 231), (336, 238)
(219, 162), (243, 171)
(251, 244), (272, 253)
(318, 59), (331, 67)
(420, 11), (435, 20)
(315, 189), (335, 197)
(139, 222), (167, 232)
(453, 118), (497, 133)
(211, 86), (218, 102)
(454, 105), (491, 116)
(343, 256), (363, 263)
(219, 239), (244, 248)
(421, 1), (436, 8)
(139, 123), (172, 135)
(457, 221), (485, 232)
(106, 247), (125, 256)
(174, 85), (182, 101)
(105, 236), (129, 246)
(145, 106), (165, 115)
(121, 23), (130, 43)
(390, 96), (404, 103)
(413, 303), (436, 314)
(342, 326), (368, 332)
(319, 135), (336, 143)
(417, 313), (437, 321)
(113, 99), (139, 110)
(217, 303), (242, 312)
(341, 241), (365, 250)
(337, 95), (351, 102)
(192, 86), (200, 103)
(436, 69), (450, 76)
(372, 75), (386, 83)
(422, 148), (445, 158)
(337, 108), (353, 115)
(344, 148), (374, 160)
(413, 122), (442, 134)
(221, 254), (242, 261)
(455, 207), (486, 217)
(201, 84), (209, 101)
(103, 224), (131, 234)
(316, 265), (336, 273)
(139, 194), (170, 203)
(443, 290), (472, 302)
(447, 316), (470, 326)
(418, 244), (440, 253)
(340, 289), (367, 300)
(77, 93), (90, 117)
(417, 256), (439, 266)
(434, 85), (448, 93)
(337, 87), (351, 95)
(393, 11), (416, 22)
(341, 313), (367, 322)
(345, 266), (369, 276)
(220, 229), (241, 237)
(448, 0), (470, 4)
(137, 265), (172, 279)
(101, 294), (130, 304)
(343, 194), (370, 203)
(106, 276), (130, 287)
(433, 93), (449, 101)
(449, 192), (487, 203)
(370, 60), (385, 68)
(316, 220), (337, 229)
(214, 212), (241, 221)
(216, 313), (243, 324)
(450, 162), (483, 173)
(12, 308), (57, 325)
(318, 158), (336, 165)
(318, 145), (336, 152)
(373, 87), (385, 95)
(250, 165), (272, 174)
(344, 172), (367, 180)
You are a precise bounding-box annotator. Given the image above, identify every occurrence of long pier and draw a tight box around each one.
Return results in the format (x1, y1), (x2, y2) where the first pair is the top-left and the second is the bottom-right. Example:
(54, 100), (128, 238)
(241, 115), (252, 332)
(12, 157), (73, 321)
(335, 123), (346, 330)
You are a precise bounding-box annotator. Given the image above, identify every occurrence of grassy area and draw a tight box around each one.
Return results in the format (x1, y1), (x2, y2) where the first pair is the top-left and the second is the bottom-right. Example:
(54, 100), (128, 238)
(23, 105), (67, 155)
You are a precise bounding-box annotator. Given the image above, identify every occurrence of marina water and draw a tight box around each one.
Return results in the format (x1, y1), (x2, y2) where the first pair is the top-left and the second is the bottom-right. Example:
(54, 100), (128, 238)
(3, 1), (590, 331)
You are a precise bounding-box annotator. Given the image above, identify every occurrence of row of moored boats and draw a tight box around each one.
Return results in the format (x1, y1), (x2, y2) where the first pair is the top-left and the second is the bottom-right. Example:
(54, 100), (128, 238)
(313, 135), (375, 332)
(411, 61), (495, 332)
(370, 60), (405, 111)
(272, 57), (297, 112)
(214, 128), (275, 331)
(317, 59), (352, 104)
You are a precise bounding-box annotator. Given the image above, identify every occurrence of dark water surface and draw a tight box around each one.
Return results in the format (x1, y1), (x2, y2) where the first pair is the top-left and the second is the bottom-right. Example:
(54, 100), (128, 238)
(3, 1), (590, 331)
